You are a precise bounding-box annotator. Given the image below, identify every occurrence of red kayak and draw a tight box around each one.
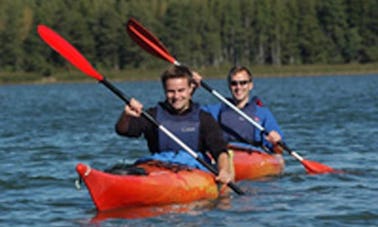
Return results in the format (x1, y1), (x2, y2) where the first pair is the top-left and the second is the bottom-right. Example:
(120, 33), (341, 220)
(231, 147), (285, 181)
(76, 148), (284, 211)
(76, 161), (219, 211)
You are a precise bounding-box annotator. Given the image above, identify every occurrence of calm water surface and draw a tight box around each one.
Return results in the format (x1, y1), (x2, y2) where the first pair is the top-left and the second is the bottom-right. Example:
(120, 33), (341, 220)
(1, 74), (377, 226)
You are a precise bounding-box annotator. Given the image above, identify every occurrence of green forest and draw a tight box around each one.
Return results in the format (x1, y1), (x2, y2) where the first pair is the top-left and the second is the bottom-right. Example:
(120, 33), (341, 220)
(0, 0), (377, 80)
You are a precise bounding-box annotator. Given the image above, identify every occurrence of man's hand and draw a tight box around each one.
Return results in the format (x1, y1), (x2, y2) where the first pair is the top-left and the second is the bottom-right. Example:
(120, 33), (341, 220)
(125, 98), (143, 117)
(266, 131), (284, 154)
(191, 71), (202, 87)
(266, 130), (281, 144)
(215, 152), (234, 185)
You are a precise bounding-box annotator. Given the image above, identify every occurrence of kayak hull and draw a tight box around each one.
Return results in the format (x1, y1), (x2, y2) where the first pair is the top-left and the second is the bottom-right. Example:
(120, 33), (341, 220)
(233, 149), (285, 181)
(76, 162), (218, 211)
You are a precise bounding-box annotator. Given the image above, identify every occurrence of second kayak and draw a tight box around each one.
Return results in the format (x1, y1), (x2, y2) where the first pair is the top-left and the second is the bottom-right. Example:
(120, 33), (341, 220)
(232, 147), (285, 181)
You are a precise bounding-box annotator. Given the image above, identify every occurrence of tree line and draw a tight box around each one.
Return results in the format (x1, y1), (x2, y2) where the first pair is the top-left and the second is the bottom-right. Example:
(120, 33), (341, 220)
(0, 0), (377, 76)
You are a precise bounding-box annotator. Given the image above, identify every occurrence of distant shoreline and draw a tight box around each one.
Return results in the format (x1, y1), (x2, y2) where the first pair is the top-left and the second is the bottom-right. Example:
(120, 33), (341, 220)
(1, 63), (377, 85)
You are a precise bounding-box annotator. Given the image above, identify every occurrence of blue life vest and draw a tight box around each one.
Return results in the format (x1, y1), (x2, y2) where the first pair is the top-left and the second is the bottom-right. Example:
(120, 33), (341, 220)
(135, 150), (210, 172)
(156, 103), (200, 152)
(139, 103), (211, 171)
(218, 97), (261, 145)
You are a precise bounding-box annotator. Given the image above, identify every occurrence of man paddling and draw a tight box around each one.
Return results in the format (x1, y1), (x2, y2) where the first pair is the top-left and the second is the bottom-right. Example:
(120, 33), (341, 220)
(193, 66), (284, 153)
(115, 65), (234, 186)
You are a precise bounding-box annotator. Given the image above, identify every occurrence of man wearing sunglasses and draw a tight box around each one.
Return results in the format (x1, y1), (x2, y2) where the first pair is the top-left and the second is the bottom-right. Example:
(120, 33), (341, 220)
(193, 66), (284, 153)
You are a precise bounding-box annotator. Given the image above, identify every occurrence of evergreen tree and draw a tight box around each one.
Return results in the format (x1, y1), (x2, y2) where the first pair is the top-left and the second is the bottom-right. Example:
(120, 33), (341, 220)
(357, 0), (378, 62)
(90, 0), (121, 69)
(0, 0), (377, 74)
(0, 0), (33, 71)
(278, 0), (301, 65)
(252, 0), (271, 64)
(317, 0), (348, 63)
(297, 0), (328, 63)
(202, 0), (222, 66)
(238, 0), (256, 65)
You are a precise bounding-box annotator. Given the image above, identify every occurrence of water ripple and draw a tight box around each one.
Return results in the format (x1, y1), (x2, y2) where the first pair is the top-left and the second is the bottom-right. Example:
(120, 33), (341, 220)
(1, 76), (378, 226)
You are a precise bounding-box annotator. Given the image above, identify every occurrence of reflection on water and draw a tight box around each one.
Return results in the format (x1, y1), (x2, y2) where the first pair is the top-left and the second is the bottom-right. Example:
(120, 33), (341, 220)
(91, 198), (231, 222)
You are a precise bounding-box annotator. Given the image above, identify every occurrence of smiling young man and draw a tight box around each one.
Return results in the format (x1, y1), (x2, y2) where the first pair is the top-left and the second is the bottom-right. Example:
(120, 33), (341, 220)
(115, 65), (233, 185)
(194, 66), (284, 153)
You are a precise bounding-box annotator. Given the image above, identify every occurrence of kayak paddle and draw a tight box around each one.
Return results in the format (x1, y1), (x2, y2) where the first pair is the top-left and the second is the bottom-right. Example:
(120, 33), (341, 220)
(37, 24), (244, 195)
(126, 17), (337, 175)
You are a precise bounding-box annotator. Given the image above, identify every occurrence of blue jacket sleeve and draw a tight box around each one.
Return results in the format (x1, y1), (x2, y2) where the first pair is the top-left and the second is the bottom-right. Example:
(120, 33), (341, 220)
(255, 106), (284, 150)
(200, 103), (222, 120)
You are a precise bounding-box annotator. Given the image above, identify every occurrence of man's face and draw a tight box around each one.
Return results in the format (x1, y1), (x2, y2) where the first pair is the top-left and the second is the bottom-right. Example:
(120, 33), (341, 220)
(228, 71), (253, 105)
(164, 77), (193, 113)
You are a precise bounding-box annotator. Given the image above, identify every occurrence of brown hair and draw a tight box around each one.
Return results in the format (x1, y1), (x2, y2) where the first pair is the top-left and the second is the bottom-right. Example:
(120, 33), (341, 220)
(227, 66), (253, 84)
(161, 65), (193, 90)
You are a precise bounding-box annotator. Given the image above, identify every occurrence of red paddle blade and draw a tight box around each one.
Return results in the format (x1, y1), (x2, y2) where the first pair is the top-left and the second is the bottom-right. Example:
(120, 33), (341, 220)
(302, 159), (338, 174)
(126, 18), (177, 64)
(37, 25), (103, 81)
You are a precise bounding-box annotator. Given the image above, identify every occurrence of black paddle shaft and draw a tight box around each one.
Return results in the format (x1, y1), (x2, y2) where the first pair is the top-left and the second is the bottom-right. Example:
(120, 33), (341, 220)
(100, 79), (158, 125)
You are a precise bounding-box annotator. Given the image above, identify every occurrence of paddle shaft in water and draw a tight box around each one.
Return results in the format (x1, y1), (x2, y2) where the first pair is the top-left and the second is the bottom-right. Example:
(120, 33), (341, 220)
(126, 17), (336, 174)
(37, 24), (244, 195)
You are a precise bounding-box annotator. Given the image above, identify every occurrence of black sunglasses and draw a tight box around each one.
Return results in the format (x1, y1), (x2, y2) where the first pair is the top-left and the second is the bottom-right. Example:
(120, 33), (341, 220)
(230, 80), (251, 86)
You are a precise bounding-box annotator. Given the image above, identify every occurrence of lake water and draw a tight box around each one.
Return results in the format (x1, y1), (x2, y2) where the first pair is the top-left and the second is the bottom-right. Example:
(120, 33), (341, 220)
(1, 74), (377, 226)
